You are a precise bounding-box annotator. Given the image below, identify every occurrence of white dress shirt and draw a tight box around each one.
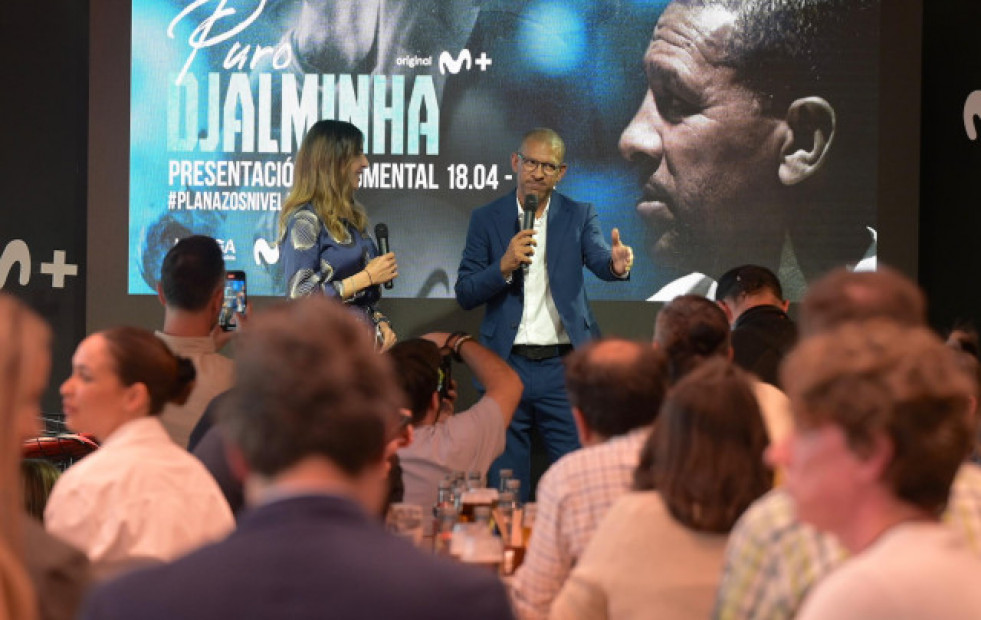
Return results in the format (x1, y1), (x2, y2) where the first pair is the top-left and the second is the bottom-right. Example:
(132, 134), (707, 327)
(513, 196), (570, 346)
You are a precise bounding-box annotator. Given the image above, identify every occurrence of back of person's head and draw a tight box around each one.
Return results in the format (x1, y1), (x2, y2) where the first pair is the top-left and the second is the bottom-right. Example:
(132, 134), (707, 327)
(20, 459), (60, 522)
(220, 296), (403, 478)
(654, 295), (730, 382)
(100, 327), (196, 415)
(799, 266), (926, 337)
(781, 320), (975, 513)
(159, 235), (225, 311)
(564, 339), (669, 438)
(715, 264), (783, 302)
(0, 294), (49, 620)
(0, 295), (51, 444)
(637, 358), (770, 532)
(387, 339), (443, 425)
(1, 296), (51, 519)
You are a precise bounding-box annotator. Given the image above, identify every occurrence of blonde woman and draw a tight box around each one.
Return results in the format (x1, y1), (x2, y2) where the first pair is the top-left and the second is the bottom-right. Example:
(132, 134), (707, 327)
(279, 120), (398, 349)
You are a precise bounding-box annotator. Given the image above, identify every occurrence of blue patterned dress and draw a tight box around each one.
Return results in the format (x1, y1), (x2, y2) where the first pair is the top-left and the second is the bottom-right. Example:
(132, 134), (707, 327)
(281, 205), (383, 327)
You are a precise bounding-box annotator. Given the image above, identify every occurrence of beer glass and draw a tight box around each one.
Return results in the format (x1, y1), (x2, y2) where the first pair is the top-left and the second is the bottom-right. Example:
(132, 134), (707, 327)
(386, 503), (425, 547)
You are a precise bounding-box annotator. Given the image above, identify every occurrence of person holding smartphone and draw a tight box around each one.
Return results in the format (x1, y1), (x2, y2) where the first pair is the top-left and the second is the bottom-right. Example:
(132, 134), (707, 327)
(155, 235), (238, 448)
(279, 120), (398, 350)
(218, 272), (248, 332)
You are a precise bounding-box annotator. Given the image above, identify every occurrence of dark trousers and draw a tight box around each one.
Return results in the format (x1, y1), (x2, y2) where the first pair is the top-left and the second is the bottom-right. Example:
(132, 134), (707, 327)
(486, 351), (580, 502)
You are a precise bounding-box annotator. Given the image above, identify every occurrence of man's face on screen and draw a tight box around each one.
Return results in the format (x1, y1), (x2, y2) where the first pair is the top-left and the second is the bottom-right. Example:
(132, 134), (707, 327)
(619, 3), (787, 277)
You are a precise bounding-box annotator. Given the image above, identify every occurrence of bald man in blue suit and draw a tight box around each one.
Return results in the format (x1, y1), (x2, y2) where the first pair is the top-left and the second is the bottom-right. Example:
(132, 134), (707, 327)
(456, 128), (634, 499)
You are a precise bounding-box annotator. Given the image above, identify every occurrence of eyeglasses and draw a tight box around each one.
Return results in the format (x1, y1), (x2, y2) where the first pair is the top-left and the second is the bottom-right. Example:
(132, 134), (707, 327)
(516, 153), (564, 176)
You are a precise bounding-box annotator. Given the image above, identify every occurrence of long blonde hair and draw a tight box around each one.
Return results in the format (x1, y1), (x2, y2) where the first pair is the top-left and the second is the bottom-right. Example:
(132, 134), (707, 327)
(279, 120), (369, 243)
(0, 294), (48, 620)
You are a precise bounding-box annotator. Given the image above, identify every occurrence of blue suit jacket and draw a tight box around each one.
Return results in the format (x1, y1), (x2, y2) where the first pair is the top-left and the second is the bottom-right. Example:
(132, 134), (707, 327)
(80, 495), (514, 620)
(455, 191), (622, 359)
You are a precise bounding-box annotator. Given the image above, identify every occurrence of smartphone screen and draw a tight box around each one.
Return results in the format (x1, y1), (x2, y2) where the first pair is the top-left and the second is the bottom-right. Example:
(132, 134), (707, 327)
(219, 271), (247, 331)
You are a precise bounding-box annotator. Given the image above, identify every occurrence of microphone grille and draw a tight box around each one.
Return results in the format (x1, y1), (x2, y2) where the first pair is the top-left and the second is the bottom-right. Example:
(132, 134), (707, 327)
(374, 223), (389, 238)
(523, 194), (538, 212)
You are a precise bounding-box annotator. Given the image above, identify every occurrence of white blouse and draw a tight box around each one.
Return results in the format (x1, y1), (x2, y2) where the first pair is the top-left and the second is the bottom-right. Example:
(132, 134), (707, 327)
(45, 417), (234, 569)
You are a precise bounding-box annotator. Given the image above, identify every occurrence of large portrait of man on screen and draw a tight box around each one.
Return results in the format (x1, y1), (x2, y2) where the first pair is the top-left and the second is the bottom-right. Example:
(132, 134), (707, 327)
(129, 0), (878, 302)
(618, 0), (879, 301)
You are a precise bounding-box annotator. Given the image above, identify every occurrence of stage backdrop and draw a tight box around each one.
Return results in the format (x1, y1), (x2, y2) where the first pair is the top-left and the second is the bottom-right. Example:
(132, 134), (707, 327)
(128, 0), (881, 302)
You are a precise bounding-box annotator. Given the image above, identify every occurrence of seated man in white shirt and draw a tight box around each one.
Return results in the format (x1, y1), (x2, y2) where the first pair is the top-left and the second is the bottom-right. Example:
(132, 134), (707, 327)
(390, 332), (522, 510)
(510, 339), (668, 620)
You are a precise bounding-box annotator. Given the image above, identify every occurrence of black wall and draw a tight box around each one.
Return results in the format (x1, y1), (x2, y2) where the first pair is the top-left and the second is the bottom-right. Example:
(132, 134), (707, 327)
(919, 2), (981, 331)
(0, 1), (89, 414)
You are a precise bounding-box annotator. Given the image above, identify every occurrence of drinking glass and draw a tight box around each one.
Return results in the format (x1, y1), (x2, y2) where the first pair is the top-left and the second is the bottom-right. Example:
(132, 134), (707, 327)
(386, 503), (425, 547)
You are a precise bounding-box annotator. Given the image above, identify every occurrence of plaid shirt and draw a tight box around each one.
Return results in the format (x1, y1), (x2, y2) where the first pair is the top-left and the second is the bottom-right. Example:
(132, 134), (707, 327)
(510, 427), (650, 620)
(715, 462), (981, 619)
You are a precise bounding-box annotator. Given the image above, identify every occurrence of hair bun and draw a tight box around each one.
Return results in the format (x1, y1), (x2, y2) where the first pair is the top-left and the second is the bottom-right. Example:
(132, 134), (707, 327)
(176, 356), (197, 385)
(169, 356), (197, 406)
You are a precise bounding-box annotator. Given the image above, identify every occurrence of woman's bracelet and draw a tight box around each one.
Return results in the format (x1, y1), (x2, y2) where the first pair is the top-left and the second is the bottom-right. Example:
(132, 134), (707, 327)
(366, 270), (374, 286)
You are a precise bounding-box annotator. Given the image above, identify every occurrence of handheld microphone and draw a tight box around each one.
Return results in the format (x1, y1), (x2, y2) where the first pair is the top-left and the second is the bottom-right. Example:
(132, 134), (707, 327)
(522, 194), (538, 231)
(374, 223), (394, 290)
(520, 195), (538, 276)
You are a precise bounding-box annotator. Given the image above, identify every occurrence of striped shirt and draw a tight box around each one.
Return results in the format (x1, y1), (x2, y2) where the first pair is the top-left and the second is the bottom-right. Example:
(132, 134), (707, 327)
(715, 462), (981, 619)
(510, 427), (651, 620)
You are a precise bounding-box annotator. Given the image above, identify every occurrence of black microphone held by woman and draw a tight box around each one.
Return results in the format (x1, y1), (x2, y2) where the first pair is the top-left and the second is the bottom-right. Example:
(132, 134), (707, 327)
(375, 223), (394, 290)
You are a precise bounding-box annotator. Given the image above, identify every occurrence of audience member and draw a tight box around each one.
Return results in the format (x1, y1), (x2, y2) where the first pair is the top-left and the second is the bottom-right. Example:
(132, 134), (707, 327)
(715, 265), (797, 387)
(1, 294), (90, 620)
(777, 322), (981, 618)
(80, 297), (515, 620)
(1, 295), (41, 620)
(551, 359), (771, 619)
(715, 267), (981, 619)
(45, 327), (233, 576)
(510, 339), (668, 620)
(155, 235), (237, 448)
(191, 388), (409, 520)
(797, 264), (925, 337)
(20, 459), (60, 522)
(188, 391), (246, 516)
(654, 295), (793, 443)
(390, 332), (522, 509)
